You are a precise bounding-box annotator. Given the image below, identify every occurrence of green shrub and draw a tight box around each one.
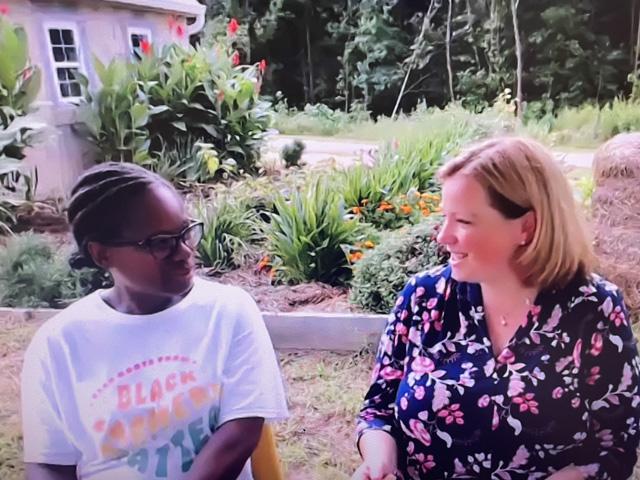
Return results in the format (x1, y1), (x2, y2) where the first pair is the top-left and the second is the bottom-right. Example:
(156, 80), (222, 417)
(281, 139), (305, 168)
(0, 234), (110, 308)
(336, 126), (462, 230)
(80, 40), (271, 181)
(194, 196), (263, 273)
(349, 219), (449, 313)
(266, 178), (363, 286)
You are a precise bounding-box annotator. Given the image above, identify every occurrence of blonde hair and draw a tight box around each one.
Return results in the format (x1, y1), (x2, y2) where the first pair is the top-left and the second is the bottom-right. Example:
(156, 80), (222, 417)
(438, 136), (594, 289)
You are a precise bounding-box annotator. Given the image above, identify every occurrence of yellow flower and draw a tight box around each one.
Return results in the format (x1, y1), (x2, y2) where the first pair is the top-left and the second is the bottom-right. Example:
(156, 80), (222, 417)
(363, 240), (375, 249)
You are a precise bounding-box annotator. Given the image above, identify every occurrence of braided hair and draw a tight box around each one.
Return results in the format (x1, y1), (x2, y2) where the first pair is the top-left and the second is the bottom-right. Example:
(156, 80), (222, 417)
(67, 162), (174, 270)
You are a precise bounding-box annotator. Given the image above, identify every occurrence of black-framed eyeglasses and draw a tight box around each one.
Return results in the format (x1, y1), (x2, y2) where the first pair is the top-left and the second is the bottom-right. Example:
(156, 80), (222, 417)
(101, 221), (204, 260)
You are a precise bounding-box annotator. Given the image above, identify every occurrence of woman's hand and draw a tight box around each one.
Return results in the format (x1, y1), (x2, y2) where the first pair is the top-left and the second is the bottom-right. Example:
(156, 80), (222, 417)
(351, 462), (397, 480)
(546, 465), (585, 480)
(352, 430), (398, 480)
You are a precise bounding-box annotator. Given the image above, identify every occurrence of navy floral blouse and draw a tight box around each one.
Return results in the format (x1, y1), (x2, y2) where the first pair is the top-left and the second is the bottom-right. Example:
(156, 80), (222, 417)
(357, 265), (640, 479)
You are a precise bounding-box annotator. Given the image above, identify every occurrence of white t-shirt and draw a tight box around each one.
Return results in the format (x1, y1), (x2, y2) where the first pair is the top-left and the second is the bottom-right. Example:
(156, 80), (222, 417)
(21, 278), (288, 480)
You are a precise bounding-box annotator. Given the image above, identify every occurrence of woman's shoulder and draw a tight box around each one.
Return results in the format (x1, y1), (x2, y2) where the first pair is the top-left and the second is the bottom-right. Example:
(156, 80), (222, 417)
(396, 264), (452, 308)
(24, 292), (103, 360)
(192, 277), (257, 306)
(553, 272), (628, 323)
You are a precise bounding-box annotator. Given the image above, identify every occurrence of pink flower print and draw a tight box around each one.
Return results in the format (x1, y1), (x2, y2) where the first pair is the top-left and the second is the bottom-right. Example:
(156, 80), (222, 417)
(610, 306), (626, 327)
(492, 405), (500, 430)
(497, 348), (516, 365)
(478, 394), (491, 408)
(395, 323), (408, 336)
(409, 419), (432, 446)
(427, 297), (438, 309)
(415, 453), (436, 472)
(415, 386), (425, 400)
(572, 339), (582, 368)
(590, 332), (603, 356)
(412, 356), (435, 376)
(380, 366), (404, 381)
(415, 286), (425, 298)
(400, 396), (409, 410)
(437, 404), (464, 425)
(407, 441), (415, 455)
(571, 397), (581, 408)
(586, 366), (601, 386)
(512, 393), (539, 414)
(552, 387), (564, 399)
(395, 295), (405, 307)
(597, 429), (614, 448)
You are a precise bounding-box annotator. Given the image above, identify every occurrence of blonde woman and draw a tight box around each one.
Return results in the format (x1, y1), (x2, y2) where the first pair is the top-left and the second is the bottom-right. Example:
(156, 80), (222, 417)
(354, 137), (640, 480)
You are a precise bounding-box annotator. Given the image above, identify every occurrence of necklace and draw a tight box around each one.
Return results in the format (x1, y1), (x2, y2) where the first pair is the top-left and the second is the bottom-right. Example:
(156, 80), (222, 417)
(498, 297), (532, 327)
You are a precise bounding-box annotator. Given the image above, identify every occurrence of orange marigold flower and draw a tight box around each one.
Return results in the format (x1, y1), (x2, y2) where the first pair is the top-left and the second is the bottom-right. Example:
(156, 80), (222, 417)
(363, 240), (375, 249)
(400, 204), (413, 215)
(377, 203), (394, 212)
(349, 251), (364, 262)
(422, 208), (431, 216)
(418, 200), (427, 209)
(351, 206), (363, 215)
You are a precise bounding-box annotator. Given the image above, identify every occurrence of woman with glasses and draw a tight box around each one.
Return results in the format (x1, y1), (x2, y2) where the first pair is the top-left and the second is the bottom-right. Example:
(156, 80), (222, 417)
(21, 162), (288, 480)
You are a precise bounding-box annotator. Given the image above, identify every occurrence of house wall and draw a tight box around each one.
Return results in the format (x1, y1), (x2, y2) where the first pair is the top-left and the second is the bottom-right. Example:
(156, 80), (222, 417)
(5, 0), (190, 198)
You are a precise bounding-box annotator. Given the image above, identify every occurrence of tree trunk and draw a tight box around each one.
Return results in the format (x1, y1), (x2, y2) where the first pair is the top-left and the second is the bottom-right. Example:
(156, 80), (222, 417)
(305, 8), (314, 103)
(392, 7), (434, 119)
(446, 0), (455, 102)
(635, 5), (640, 79)
(510, 0), (523, 119)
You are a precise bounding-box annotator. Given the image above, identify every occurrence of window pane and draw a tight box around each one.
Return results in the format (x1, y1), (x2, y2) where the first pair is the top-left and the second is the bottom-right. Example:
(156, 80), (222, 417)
(49, 29), (62, 45)
(68, 68), (79, 81)
(64, 47), (77, 62)
(131, 34), (141, 48)
(61, 29), (74, 46)
(53, 46), (65, 62)
(60, 82), (70, 97)
(56, 68), (67, 81)
(69, 82), (82, 97)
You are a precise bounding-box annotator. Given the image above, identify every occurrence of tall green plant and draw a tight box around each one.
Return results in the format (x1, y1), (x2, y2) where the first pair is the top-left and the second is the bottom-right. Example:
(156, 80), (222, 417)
(266, 178), (363, 285)
(194, 195), (264, 273)
(81, 36), (272, 181)
(0, 15), (44, 234)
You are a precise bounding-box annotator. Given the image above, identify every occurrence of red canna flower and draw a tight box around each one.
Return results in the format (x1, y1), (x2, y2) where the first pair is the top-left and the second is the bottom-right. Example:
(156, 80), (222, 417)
(259, 59), (267, 74)
(231, 50), (240, 66)
(0, 4), (9, 15)
(227, 18), (239, 36)
(140, 39), (152, 56)
(175, 24), (185, 38)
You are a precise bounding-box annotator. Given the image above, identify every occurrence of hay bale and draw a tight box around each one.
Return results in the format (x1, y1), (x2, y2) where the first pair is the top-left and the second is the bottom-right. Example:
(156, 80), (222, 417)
(592, 133), (640, 314)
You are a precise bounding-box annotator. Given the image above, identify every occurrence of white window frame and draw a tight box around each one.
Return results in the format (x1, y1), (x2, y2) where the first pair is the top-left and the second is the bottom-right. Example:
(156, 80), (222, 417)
(43, 21), (85, 103)
(127, 27), (153, 60)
